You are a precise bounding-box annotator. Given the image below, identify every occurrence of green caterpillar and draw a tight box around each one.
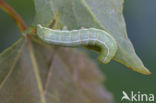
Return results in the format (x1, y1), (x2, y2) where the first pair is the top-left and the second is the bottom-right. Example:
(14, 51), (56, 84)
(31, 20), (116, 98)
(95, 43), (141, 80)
(37, 24), (118, 64)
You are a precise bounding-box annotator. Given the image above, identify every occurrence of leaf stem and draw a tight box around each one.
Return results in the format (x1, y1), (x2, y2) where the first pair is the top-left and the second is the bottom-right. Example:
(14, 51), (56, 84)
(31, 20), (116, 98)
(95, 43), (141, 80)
(0, 0), (26, 33)
(0, 1), (46, 102)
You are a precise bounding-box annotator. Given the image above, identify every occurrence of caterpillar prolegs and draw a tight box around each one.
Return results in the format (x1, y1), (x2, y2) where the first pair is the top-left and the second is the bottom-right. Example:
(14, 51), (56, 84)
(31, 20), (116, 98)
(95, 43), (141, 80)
(37, 24), (118, 64)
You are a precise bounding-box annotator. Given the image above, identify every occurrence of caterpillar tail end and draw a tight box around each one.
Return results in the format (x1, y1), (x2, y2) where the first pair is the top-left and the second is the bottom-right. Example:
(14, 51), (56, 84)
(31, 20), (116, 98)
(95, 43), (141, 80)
(97, 48), (115, 64)
(97, 56), (111, 64)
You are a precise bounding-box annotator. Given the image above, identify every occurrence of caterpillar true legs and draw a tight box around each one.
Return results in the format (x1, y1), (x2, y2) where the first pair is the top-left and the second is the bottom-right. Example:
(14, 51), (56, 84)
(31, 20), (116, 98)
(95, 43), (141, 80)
(37, 24), (118, 64)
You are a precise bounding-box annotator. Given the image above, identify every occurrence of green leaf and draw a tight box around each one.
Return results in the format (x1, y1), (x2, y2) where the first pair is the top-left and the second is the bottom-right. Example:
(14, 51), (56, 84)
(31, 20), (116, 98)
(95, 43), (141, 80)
(33, 0), (55, 26)
(33, 0), (151, 75)
(0, 37), (113, 103)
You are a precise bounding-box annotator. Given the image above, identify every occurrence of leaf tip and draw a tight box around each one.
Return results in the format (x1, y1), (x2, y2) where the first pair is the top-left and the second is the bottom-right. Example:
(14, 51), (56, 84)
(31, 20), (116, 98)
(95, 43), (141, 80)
(129, 66), (151, 75)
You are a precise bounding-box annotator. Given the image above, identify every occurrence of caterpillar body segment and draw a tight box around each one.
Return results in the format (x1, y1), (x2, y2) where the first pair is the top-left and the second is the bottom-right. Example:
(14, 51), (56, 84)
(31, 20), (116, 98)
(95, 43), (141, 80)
(37, 24), (118, 64)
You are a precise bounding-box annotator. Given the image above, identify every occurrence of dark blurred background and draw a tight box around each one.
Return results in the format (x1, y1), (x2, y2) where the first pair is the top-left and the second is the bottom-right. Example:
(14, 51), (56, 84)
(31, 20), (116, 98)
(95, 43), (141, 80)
(0, 0), (155, 103)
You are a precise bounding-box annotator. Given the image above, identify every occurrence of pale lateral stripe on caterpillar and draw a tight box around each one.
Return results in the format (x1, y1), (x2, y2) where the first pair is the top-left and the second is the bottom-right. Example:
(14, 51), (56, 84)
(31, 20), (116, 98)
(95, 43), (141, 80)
(37, 24), (118, 64)
(44, 38), (110, 62)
